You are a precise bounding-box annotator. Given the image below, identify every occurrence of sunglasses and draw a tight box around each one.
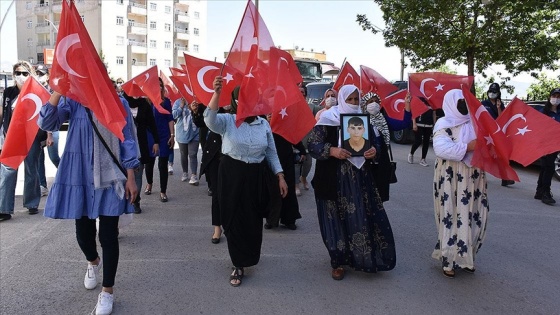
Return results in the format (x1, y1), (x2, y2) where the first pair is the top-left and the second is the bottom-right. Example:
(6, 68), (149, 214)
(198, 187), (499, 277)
(15, 71), (29, 76)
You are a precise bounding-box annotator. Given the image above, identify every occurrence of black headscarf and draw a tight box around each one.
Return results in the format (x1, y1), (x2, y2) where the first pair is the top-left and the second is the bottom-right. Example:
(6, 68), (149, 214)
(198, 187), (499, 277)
(230, 86), (257, 123)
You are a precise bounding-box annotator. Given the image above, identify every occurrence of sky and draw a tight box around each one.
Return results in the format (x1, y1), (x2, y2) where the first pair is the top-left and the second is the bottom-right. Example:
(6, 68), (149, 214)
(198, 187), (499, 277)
(1, 0), (557, 98)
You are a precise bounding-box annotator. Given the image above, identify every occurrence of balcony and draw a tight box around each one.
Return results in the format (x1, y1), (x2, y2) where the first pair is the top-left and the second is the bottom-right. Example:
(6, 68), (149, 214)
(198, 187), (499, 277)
(175, 27), (189, 40)
(52, 0), (62, 12)
(128, 41), (147, 54)
(175, 44), (189, 54)
(34, 3), (50, 15)
(128, 22), (147, 35)
(35, 22), (51, 34)
(128, 2), (147, 16)
(175, 10), (189, 23)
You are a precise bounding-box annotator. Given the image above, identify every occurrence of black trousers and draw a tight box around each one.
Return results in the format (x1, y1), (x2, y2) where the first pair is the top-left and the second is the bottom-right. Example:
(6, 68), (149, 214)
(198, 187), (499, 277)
(145, 156), (169, 193)
(410, 126), (432, 159)
(537, 152), (557, 192)
(75, 216), (119, 288)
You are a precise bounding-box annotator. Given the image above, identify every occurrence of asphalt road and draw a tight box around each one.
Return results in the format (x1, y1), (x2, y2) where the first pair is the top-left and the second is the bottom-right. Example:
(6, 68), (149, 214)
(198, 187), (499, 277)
(1, 141), (559, 315)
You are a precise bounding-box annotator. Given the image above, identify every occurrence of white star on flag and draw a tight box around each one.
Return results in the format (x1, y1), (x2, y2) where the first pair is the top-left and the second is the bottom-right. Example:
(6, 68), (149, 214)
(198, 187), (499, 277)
(279, 107), (288, 119)
(484, 135), (494, 145)
(224, 73), (234, 84)
(435, 83), (444, 91)
(245, 67), (254, 78)
(515, 126), (531, 135)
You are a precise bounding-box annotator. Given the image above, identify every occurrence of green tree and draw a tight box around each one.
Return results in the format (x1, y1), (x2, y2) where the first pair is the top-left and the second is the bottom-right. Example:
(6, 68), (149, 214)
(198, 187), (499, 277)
(357, 0), (560, 90)
(526, 73), (560, 101)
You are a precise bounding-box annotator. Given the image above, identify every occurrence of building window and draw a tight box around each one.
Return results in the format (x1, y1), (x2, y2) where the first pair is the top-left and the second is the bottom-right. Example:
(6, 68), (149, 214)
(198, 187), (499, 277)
(165, 6), (171, 14)
(150, 3), (157, 11)
(194, 11), (199, 19)
(37, 53), (44, 63)
(164, 41), (171, 49)
(150, 21), (156, 30)
(164, 59), (171, 66)
(193, 28), (199, 36)
(81, 15), (85, 22)
(193, 44), (199, 52)
(27, 38), (33, 47)
(164, 23), (171, 32)
(116, 16), (123, 25)
(26, 2), (32, 9)
(116, 36), (124, 45)
(149, 59), (156, 66)
(116, 0), (123, 4)
(27, 20), (33, 29)
(150, 40), (157, 48)
(116, 56), (124, 65)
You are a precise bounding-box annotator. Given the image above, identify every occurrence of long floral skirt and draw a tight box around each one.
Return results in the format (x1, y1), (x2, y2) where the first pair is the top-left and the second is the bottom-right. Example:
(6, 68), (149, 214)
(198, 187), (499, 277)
(433, 158), (489, 271)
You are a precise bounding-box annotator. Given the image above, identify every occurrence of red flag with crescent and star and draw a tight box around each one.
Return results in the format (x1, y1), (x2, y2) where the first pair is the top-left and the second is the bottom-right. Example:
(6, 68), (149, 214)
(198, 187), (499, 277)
(268, 47), (315, 144)
(381, 89), (407, 120)
(160, 70), (181, 104)
(410, 96), (430, 120)
(333, 62), (360, 92)
(409, 72), (474, 110)
(0, 78), (50, 169)
(223, 0), (278, 125)
(169, 75), (195, 104)
(360, 65), (397, 99)
(49, 0), (126, 140)
(122, 66), (168, 114)
(183, 53), (242, 106)
(462, 86), (519, 181)
(496, 97), (560, 166)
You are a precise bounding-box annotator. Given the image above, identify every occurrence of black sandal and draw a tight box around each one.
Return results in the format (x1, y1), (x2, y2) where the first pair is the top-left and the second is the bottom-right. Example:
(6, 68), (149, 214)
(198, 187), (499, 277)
(442, 269), (455, 278)
(229, 267), (244, 287)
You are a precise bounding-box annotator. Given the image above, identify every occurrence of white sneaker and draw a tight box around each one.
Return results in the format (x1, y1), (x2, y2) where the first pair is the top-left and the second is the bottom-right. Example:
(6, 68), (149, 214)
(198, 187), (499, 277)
(168, 164), (174, 175)
(40, 186), (49, 196)
(407, 153), (414, 164)
(181, 172), (188, 182)
(419, 159), (429, 167)
(295, 187), (302, 197)
(188, 174), (199, 186)
(84, 260), (102, 290)
(95, 291), (114, 315)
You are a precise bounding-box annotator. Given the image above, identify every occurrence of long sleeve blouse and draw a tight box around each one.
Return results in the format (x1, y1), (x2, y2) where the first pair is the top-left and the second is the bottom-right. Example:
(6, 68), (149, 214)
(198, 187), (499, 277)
(203, 107), (283, 174)
(172, 99), (199, 144)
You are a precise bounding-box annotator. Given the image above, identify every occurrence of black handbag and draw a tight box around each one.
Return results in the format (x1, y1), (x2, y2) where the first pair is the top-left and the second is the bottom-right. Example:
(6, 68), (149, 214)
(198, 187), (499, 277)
(388, 145), (397, 184)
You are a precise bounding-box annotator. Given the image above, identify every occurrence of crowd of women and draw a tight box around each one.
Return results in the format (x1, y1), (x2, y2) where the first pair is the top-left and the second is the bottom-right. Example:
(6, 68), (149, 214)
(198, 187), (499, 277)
(1, 61), (559, 314)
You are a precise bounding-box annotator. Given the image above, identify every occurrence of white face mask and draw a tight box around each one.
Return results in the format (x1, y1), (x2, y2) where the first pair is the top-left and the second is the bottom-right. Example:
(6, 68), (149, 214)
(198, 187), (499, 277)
(15, 74), (29, 87)
(550, 97), (560, 106)
(324, 97), (337, 108)
(38, 75), (48, 85)
(488, 92), (498, 99)
(367, 102), (381, 115)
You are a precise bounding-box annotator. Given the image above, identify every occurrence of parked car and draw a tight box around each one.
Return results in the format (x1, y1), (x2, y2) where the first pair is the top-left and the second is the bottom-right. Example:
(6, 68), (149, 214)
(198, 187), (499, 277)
(305, 81), (334, 107)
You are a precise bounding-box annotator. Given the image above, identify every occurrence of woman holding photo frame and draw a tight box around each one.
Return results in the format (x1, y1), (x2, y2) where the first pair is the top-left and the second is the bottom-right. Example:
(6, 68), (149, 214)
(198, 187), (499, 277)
(308, 84), (396, 281)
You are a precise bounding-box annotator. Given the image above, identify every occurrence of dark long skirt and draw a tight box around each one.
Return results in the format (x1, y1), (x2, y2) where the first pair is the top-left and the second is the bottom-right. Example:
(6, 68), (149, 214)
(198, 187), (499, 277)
(206, 156), (221, 226)
(316, 160), (396, 272)
(218, 156), (269, 268)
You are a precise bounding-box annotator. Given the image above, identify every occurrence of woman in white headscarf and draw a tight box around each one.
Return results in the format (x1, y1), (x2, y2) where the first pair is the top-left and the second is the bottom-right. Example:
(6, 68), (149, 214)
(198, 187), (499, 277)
(432, 89), (488, 278)
(308, 85), (396, 281)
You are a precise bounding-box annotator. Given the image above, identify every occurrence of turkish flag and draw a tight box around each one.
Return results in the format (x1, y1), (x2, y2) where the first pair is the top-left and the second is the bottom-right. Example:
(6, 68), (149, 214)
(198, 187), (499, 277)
(360, 65), (397, 99)
(183, 53), (242, 106)
(462, 86), (519, 181)
(0, 78), (50, 169)
(268, 47), (315, 144)
(496, 97), (560, 166)
(169, 75), (195, 104)
(272, 48), (303, 86)
(410, 96), (430, 120)
(160, 70), (181, 104)
(333, 62), (360, 92)
(224, 0), (278, 125)
(50, 0), (126, 140)
(409, 72), (474, 110)
(170, 67), (187, 77)
(122, 66), (168, 114)
(381, 89), (408, 120)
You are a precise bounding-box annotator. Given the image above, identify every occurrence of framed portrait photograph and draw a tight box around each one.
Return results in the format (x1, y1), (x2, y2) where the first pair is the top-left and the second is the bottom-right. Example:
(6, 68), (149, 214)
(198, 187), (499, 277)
(340, 113), (371, 156)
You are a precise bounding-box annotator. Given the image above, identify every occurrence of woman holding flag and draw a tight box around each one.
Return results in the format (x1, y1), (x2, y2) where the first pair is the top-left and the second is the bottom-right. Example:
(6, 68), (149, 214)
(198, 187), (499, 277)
(432, 89), (488, 278)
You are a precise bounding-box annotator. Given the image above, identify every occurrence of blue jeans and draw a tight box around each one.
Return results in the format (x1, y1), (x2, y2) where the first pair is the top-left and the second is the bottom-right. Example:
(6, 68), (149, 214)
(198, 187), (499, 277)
(0, 137), (42, 213)
(39, 131), (61, 187)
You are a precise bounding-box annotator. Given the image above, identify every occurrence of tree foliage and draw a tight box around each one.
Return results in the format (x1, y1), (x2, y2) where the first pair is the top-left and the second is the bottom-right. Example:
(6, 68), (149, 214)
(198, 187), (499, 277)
(357, 0), (560, 81)
(526, 73), (560, 101)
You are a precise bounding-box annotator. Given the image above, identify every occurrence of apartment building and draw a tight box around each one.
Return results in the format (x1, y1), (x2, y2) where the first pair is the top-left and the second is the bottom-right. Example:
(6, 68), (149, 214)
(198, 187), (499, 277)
(15, 0), (207, 80)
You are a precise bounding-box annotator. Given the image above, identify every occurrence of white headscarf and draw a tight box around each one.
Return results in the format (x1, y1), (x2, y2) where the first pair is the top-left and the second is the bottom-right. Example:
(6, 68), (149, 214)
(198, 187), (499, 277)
(316, 85), (360, 126)
(316, 85), (365, 169)
(433, 89), (476, 165)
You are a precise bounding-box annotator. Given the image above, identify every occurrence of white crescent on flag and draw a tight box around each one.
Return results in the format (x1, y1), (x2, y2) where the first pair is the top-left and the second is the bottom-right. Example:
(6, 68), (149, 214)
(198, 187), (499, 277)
(197, 66), (219, 93)
(21, 93), (43, 121)
(393, 99), (405, 112)
(419, 78), (436, 99)
(56, 33), (86, 78)
(502, 113), (527, 133)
